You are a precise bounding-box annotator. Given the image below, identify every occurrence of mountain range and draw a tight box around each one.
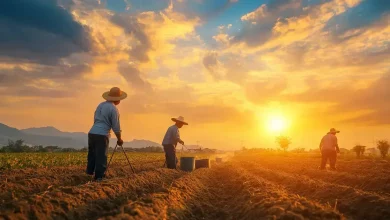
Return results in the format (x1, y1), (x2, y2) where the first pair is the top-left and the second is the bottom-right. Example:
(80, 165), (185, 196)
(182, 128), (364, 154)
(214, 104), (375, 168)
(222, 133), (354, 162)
(0, 123), (161, 149)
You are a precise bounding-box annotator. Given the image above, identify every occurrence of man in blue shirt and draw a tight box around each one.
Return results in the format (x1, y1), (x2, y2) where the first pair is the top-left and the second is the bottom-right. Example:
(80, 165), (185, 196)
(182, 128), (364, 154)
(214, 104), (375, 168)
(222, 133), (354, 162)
(87, 87), (127, 181)
(162, 116), (188, 169)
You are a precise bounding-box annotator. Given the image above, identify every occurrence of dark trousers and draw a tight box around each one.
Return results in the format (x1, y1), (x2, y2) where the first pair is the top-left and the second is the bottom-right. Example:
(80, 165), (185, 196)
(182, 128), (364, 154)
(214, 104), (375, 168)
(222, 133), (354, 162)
(321, 150), (337, 170)
(163, 144), (177, 169)
(86, 133), (109, 179)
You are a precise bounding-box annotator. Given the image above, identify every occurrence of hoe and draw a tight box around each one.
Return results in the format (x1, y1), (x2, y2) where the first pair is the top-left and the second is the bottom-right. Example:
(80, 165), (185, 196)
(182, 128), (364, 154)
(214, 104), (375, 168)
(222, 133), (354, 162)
(105, 144), (135, 176)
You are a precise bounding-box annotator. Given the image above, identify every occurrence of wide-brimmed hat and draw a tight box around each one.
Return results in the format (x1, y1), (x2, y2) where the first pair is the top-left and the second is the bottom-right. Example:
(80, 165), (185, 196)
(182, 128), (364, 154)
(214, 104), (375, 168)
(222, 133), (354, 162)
(329, 128), (340, 133)
(171, 116), (188, 125)
(102, 87), (127, 101)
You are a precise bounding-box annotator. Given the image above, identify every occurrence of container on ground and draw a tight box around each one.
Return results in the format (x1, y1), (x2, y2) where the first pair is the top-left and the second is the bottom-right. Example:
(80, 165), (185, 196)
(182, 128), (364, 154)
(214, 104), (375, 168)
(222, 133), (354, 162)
(180, 157), (195, 172)
(195, 159), (210, 169)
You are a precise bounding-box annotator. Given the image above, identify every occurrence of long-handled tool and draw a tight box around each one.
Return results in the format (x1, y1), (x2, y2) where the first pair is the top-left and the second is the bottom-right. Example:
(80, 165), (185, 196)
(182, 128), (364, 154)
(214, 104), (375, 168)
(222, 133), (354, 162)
(106, 144), (135, 176)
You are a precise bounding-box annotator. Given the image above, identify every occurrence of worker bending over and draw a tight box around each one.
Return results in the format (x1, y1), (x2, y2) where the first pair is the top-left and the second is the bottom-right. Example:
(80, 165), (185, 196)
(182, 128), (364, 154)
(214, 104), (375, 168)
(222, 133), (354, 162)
(162, 116), (188, 169)
(319, 128), (341, 170)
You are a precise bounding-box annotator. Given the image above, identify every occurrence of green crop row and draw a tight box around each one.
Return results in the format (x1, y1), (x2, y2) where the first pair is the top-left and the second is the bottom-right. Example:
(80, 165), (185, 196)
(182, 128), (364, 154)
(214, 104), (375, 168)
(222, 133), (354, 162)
(0, 152), (166, 170)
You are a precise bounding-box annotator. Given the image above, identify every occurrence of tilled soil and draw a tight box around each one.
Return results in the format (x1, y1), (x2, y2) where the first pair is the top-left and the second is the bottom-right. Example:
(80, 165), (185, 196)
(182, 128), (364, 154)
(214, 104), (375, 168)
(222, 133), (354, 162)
(1, 155), (389, 219)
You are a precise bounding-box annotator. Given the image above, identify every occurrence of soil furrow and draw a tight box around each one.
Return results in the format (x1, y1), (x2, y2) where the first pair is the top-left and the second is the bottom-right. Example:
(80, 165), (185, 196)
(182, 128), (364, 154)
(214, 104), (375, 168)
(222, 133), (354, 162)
(0, 161), (165, 207)
(244, 157), (390, 195)
(95, 163), (342, 220)
(178, 163), (342, 220)
(0, 168), (183, 220)
(238, 160), (390, 220)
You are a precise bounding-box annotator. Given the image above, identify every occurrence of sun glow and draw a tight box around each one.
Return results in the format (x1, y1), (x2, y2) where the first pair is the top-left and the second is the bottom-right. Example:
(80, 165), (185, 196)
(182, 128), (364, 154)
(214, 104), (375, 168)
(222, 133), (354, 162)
(266, 115), (289, 133)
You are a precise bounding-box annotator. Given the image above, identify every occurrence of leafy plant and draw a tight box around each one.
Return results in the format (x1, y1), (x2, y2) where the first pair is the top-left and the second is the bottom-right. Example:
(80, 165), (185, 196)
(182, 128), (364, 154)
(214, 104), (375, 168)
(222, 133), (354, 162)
(352, 145), (366, 158)
(276, 136), (292, 152)
(377, 140), (390, 158)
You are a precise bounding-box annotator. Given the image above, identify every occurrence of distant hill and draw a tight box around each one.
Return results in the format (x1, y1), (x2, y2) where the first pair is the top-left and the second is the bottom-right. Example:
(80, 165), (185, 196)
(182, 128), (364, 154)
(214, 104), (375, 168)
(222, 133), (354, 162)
(0, 123), (161, 149)
(21, 126), (85, 139)
(0, 123), (23, 137)
(0, 123), (87, 148)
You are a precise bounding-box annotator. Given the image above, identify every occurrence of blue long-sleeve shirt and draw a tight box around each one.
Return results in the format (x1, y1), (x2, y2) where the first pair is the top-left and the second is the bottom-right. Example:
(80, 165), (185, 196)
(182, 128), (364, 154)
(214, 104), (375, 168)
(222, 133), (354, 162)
(89, 101), (121, 137)
(162, 125), (180, 145)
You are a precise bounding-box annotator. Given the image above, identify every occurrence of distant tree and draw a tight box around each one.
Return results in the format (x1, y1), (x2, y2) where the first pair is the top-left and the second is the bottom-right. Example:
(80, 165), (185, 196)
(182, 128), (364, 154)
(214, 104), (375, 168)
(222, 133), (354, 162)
(377, 140), (390, 158)
(0, 139), (31, 152)
(44, 146), (61, 152)
(276, 136), (292, 152)
(31, 145), (46, 152)
(61, 148), (77, 152)
(352, 145), (366, 158)
(80, 147), (88, 152)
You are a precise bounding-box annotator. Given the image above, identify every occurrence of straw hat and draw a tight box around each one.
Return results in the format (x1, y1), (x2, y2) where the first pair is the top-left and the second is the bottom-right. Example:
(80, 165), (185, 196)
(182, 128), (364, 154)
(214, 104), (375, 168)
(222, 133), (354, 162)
(102, 87), (127, 101)
(171, 116), (188, 125)
(329, 128), (340, 134)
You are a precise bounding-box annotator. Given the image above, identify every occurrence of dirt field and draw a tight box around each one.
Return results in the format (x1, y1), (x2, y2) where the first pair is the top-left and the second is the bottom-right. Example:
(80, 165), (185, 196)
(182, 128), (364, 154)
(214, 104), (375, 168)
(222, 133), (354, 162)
(1, 152), (389, 219)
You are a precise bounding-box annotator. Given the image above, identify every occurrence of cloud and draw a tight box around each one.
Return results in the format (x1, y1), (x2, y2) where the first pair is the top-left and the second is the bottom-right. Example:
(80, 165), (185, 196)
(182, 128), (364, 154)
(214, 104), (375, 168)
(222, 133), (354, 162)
(0, 0), (92, 64)
(276, 71), (390, 125)
(0, 86), (74, 98)
(245, 78), (288, 104)
(267, 0), (301, 11)
(122, 84), (196, 114)
(203, 52), (220, 78)
(325, 0), (390, 41)
(111, 13), (152, 62)
(233, 0), (304, 47)
(232, 0), (357, 48)
(117, 60), (153, 92)
(202, 51), (252, 85)
(173, 0), (237, 21)
(0, 64), (91, 85)
(154, 102), (256, 127)
(0, 63), (91, 99)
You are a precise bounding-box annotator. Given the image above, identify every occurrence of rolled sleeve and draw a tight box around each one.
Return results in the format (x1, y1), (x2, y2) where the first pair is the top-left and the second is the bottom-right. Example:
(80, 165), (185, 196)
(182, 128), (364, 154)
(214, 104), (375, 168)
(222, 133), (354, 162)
(111, 107), (121, 134)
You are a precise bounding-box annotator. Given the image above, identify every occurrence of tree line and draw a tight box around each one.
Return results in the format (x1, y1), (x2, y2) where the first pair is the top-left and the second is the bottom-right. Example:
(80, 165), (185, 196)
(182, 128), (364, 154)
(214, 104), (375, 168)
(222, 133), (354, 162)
(0, 139), (87, 153)
(0, 139), (164, 153)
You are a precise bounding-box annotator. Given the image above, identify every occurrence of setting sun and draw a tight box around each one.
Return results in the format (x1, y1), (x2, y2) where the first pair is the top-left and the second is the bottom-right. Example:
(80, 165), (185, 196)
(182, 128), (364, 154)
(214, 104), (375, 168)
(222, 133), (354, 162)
(267, 115), (288, 133)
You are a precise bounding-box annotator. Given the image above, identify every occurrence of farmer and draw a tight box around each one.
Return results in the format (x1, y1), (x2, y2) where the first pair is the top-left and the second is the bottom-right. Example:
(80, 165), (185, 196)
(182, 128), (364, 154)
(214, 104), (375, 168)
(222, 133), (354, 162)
(162, 116), (188, 169)
(319, 128), (341, 170)
(86, 87), (127, 181)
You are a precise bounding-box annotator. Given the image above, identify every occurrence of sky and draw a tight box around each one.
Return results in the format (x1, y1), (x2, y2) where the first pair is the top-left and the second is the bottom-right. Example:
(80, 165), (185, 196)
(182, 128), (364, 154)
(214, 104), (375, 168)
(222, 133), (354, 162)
(0, 0), (389, 150)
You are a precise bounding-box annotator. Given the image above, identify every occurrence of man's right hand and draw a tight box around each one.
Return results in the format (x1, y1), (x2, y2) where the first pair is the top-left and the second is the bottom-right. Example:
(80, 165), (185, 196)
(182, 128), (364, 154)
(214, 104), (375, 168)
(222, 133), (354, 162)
(117, 139), (124, 146)
(178, 140), (184, 145)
